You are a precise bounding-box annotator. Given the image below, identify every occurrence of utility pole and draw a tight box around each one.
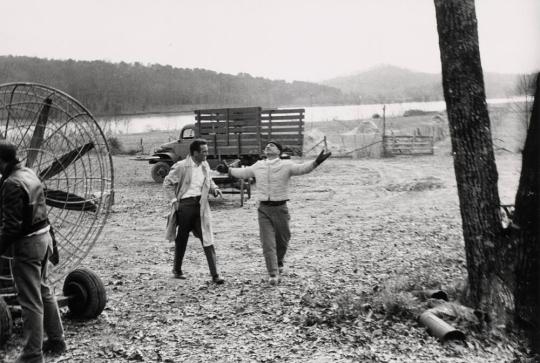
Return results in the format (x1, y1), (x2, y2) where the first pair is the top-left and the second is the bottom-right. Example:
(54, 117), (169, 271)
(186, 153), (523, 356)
(381, 105), (386, 157)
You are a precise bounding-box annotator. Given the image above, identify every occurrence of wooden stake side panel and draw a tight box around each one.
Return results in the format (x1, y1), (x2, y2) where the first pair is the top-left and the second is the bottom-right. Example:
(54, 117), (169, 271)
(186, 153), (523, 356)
(194, 107), (305, 157)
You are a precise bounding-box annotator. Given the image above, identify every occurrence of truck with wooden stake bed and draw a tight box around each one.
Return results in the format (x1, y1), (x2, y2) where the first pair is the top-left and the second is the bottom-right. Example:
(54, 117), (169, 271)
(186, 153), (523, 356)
(136, 106), (305, 183)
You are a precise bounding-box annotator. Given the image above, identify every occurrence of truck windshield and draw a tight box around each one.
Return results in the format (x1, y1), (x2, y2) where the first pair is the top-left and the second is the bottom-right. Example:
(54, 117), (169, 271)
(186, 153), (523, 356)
(181, 128), (195, 139)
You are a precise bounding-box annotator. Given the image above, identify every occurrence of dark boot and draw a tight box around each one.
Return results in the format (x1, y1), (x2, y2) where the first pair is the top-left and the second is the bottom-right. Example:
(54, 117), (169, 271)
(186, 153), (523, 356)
(212, 275), (225, 284)
(172, 250), (184, 277)
(43, 338), (67, 355)
(173, 239), (187, 277)
(204, 246), (223, 284)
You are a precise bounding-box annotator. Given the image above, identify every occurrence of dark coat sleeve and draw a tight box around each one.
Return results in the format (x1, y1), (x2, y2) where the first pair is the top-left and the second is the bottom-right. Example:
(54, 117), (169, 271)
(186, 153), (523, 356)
(0, 180), (25, 255)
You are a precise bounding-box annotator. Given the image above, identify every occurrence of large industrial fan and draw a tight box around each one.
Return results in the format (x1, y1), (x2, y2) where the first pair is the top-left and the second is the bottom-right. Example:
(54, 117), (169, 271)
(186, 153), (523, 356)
(0, 82), (114, 344)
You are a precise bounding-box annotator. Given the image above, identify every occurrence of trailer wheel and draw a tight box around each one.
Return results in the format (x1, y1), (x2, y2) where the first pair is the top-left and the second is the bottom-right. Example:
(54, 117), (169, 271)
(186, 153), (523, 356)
(151, 162), (171, 183)
(0, 297), (12, 346)
(63, 268), (106, 319)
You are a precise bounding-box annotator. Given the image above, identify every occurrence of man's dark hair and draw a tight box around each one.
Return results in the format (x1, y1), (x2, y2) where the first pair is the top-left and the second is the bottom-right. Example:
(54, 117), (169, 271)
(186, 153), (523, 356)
(190, 139), (208, 155)
(0, 140), (19, 163)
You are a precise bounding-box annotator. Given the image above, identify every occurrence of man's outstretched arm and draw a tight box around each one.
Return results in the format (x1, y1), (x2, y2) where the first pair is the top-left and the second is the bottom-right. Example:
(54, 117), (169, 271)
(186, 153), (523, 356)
(289, 149), (332, 176)
(217, 162), (256, 179)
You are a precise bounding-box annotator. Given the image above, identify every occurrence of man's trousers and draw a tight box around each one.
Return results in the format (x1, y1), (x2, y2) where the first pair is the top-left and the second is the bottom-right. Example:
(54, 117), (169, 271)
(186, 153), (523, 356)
(12, 232), (64, 363)
(174, 198), (218, 277)
(257, 203), (291, 277)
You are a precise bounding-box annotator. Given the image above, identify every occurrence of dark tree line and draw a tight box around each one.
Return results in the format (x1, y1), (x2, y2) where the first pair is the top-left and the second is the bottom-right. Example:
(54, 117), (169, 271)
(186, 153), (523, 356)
(0, 56), (354, 115)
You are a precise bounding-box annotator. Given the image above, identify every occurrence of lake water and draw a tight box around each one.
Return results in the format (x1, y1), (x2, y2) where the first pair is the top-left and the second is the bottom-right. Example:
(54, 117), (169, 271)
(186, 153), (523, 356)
(99, 96), (528, 134)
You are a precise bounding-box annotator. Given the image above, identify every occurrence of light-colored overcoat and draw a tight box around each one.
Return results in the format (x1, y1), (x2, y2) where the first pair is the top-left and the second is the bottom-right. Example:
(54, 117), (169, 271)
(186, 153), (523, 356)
(163, 157), (218, 246)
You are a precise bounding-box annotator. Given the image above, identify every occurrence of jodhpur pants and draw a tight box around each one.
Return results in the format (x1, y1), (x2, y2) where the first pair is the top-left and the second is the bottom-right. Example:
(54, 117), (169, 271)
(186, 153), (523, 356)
(257, 203), (291, 276)
(12, 232), (64, 363)
(174, 198), (218, 277)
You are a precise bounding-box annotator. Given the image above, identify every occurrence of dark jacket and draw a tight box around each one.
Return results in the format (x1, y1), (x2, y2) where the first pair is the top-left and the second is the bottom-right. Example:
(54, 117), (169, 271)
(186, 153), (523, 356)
(0, 164), (49, 255)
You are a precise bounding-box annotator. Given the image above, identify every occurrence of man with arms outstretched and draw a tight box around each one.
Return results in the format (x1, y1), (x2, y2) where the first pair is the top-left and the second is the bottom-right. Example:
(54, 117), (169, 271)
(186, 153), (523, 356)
(218, 141), (331, 285)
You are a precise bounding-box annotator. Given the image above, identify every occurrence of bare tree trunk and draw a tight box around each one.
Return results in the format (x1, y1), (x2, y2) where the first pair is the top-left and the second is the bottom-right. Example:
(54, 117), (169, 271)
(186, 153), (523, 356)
(433, 0), (510, 318)
(512, 74), (540, 348)
(434, 0), (540, 350)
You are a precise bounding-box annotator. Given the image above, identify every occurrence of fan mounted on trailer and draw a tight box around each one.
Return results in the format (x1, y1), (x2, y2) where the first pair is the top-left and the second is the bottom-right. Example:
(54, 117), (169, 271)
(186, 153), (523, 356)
(0, 83), (114, 345)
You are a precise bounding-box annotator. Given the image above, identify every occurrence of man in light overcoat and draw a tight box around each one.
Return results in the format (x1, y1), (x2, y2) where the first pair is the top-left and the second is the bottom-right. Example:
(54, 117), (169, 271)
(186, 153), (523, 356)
(164, 139), (224, 284)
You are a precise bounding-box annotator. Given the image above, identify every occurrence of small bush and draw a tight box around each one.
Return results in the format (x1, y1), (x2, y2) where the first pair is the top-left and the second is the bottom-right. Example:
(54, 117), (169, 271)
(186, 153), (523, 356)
(376, 289), (419, 319)
(331, 292), (369, 323)
(298, 289), (369, 327)
(372, 277), (422, 319)
(403, 109), (429, 117)
(108, 137), (124, 155)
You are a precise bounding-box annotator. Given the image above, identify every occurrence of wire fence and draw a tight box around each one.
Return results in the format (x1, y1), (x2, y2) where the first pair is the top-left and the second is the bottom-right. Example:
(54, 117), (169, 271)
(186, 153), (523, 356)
(109, 118), (450, 159)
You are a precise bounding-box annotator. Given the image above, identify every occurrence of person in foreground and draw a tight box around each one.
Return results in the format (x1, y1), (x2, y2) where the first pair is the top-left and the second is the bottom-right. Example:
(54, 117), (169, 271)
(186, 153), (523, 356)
(218, 141), (331, 285)
(0, 141), (66, 363)
(163, 139), (225, 284)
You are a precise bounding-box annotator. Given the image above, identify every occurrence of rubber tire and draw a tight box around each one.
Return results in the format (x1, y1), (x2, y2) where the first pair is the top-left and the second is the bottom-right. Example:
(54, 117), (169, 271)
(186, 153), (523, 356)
(0, 297), (12, 347)
(151, 161), (171, 183)
(63, 268), (107, 319)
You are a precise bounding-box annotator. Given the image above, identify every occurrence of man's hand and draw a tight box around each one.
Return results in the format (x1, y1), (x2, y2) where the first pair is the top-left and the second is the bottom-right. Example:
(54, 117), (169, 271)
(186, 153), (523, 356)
(213, 188), (223, 198)
(216, 162), (229, 174)
(315, 149), (332, 166)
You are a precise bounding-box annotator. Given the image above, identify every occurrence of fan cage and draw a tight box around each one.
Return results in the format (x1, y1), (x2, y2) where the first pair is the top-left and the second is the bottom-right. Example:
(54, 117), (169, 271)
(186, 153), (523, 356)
(0, 82), (114, 285)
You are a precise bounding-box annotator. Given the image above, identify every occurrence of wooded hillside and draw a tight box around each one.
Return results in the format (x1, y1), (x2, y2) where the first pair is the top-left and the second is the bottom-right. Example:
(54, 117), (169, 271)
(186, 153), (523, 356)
(323, 65), (526, 103)
(0, 56), (352, 115)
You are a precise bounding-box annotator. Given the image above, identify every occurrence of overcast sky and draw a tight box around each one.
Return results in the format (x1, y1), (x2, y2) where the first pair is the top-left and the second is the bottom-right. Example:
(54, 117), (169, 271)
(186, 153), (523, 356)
(1, 0), (538, 82)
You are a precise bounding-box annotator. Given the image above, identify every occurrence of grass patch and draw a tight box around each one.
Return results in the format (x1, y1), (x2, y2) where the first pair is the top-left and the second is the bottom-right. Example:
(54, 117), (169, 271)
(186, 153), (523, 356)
(298, 289), (370, 327)
(384, 176), (445, 192)
(372, 279), (420, 320)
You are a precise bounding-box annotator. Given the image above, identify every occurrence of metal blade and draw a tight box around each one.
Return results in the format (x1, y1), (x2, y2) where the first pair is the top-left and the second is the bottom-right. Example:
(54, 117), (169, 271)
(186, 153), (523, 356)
(26, 97), (52, 168)
(39, 142), (95, 181)
(44, 188), (97, 212)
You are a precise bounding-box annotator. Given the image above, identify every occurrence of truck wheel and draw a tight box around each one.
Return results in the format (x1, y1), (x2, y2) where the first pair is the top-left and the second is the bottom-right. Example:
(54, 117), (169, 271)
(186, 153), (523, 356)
(63, 268), (107, 319)
(0, 297), (12, 346)
(151, 162), (171, 183)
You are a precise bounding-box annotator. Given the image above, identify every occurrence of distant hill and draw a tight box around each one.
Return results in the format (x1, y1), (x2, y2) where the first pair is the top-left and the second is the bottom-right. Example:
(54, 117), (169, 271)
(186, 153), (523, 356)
(321, 65), (524, 103)
(0, 56), (352, 115)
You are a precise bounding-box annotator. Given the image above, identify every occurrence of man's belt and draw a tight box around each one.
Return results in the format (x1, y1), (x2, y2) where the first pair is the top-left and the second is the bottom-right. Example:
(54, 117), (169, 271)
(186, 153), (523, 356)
(179, 196), (201, 203)
(260, 200), (287, 206)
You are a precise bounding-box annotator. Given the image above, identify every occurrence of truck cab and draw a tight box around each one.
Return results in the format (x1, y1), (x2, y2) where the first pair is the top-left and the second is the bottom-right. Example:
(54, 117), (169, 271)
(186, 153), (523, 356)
(153, 124), (195, 162)
(148, 124), (196, 182)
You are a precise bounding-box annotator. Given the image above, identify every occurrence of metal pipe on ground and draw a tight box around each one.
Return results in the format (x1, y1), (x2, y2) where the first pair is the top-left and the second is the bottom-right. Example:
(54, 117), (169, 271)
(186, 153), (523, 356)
(419, 310), (466, 341)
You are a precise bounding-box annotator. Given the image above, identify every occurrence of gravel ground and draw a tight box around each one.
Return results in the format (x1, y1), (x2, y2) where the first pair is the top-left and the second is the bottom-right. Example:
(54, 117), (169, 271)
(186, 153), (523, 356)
(1, 151), (526, 362)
